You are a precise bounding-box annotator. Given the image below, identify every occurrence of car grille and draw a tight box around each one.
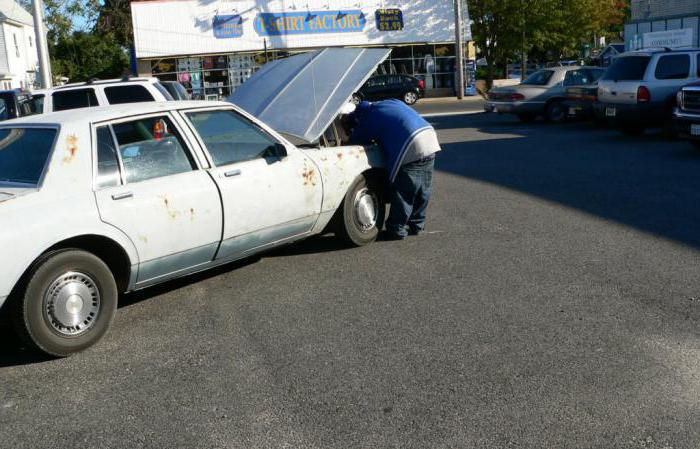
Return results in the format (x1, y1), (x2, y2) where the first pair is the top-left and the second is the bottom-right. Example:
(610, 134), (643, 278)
(682, 90), (700, 112)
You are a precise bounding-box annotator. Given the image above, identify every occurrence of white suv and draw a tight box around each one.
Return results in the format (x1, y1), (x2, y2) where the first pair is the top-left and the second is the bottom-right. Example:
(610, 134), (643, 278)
(596, 48), (700, 135)
(31, 77), (176, 113)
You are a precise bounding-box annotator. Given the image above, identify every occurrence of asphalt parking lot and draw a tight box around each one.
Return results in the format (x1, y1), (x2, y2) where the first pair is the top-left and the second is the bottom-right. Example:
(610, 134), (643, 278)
(2, 100), (700, 449)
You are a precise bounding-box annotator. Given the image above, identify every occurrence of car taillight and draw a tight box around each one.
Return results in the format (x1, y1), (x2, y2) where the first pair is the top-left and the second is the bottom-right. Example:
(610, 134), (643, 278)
(637, 86), (651, 103)
(418, 79), (425, 90)
(510, 93), (525, 101)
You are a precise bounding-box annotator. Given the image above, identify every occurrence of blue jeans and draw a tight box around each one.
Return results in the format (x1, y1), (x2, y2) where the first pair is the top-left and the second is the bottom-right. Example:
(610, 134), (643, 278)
(386, 157), (434, 237)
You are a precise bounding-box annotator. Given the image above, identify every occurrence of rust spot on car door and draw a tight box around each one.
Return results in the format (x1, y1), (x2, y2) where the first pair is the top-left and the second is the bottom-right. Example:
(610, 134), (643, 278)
(62, 134), (79, 164)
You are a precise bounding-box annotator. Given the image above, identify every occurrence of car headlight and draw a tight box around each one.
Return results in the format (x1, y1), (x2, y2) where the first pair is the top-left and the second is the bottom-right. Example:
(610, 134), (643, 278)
(676, 91), (684, 110)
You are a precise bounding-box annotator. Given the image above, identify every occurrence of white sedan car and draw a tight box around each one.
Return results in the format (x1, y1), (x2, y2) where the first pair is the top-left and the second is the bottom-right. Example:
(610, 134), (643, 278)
(0, 99), (387, 356)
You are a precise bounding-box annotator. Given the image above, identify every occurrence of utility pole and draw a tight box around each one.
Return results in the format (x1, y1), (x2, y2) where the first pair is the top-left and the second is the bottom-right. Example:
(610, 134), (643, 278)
(454, 0), (464, 100)
(32, 0), (52, 88)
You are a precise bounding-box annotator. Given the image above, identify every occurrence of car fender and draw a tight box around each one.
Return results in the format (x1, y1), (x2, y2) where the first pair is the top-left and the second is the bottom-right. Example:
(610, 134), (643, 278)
(302, 144), (386, 216)
(0, 191), (139, 306)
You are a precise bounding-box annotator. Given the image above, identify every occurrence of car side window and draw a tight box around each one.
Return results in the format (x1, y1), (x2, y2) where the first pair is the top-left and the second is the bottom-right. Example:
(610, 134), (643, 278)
(366, 76), (386, 88)
(112, 116), (195, 184)
(104, 85), (155, 104)
(52, 88), (99, 111)
(186, 109), (282, 166)
(655, 54), (690, 80)
(564, 70), (589, 86)
(29, 94), (44, 113)
(95, 126), (122, 188)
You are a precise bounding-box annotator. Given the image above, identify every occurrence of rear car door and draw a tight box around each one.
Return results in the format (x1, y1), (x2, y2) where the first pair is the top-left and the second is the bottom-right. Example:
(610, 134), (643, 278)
(182, 107), (322, 261)
(93, 113), (223, 286)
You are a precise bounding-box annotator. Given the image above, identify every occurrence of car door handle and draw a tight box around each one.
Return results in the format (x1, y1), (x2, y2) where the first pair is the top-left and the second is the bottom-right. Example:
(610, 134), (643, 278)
(111, 192), (133, 201)
(224, 169), (242, 178)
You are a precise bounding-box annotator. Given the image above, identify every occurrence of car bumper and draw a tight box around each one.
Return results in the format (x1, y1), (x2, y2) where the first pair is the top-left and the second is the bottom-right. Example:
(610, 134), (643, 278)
(484, 100), (544, 114)
(564, 100), (595, 119)
(595, 102), (665, 126)
(673, 110), (700, 140)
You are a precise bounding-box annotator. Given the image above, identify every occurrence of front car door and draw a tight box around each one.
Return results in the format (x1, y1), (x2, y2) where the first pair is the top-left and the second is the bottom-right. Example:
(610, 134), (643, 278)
(181, 107), (323, 261)
(93, 113), (223, 287)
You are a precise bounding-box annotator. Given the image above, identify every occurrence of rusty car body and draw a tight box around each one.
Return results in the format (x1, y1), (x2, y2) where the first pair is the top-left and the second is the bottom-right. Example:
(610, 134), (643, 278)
(0, 48), (392, 356)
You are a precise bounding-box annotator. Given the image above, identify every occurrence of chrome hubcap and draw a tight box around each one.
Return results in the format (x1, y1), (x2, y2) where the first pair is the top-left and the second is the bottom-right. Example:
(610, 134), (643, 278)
(44, 271), (100, 336)
(354, 188), (378, 232)
(405, 92), (417, 103)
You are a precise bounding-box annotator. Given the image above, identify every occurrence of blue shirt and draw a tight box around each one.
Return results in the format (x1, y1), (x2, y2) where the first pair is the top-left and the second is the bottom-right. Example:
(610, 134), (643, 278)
(349, 99), (434, 181)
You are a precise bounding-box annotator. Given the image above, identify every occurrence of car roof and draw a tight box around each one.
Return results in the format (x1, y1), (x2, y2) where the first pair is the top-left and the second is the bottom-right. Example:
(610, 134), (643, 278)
(1, 101), (232, 127)
(54, 77), (161, 90)
(621, 48), (700, 57)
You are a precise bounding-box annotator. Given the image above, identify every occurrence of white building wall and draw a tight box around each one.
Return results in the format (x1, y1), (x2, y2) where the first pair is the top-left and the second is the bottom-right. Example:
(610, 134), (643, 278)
(0, 21), (37, 89)
(132, 0), (456, 59)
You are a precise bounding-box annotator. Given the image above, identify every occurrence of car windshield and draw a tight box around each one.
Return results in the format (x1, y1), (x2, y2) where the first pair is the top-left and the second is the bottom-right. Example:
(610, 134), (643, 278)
(602, 56), (651, 81)
(0, 128), (57, 185)
(522, 70), (555, 86)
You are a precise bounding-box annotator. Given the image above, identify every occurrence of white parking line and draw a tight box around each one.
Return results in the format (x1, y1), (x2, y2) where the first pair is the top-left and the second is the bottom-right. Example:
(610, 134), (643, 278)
(422, 110), (485, 118)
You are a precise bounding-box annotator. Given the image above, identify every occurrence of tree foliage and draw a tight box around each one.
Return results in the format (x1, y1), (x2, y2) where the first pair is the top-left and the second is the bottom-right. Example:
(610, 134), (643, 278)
(19, 0), (130, 83)
(469, 0), (629, 87)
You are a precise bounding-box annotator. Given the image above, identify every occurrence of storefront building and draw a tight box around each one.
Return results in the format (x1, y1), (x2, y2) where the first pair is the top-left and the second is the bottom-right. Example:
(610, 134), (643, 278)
(131, 0), (471, 100)
(625, 0), (700, 50)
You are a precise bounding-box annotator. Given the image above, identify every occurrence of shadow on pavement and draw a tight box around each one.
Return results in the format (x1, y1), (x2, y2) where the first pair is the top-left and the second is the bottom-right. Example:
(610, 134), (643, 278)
(433, 113), (700, 249)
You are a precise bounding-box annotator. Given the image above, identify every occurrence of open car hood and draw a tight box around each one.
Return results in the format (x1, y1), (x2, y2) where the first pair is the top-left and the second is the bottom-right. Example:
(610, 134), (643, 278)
(229, 47), (391, 145)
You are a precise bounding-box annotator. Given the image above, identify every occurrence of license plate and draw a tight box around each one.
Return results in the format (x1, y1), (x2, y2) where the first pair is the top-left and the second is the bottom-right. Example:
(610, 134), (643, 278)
(692, 124), (700, 136)
(605, 107), (616, 117)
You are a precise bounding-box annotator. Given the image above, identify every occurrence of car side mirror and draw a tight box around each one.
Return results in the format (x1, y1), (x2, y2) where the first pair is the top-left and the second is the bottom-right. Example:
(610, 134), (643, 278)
(274, 143), (287, 158)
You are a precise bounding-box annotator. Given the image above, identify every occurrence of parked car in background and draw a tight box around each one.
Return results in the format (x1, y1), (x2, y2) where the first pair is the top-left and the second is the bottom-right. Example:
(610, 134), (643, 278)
(353, 74), (425, 105)
(673, 82), (700, 149)
(596, 48), (700, 135)
(563, 68), (607, 122)
(0, 89), (40, 121)
(485, 66), (605, 122)
(160, 80), (191, 100)
(31, 77), (180, 114)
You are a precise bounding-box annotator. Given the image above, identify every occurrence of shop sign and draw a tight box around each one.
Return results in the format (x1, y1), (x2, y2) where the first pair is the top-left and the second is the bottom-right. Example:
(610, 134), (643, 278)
(254, 10), (365, 36)
(643, 28), (694, 49)
(213, 14), (243, 39)
(375, 8), (403, 31)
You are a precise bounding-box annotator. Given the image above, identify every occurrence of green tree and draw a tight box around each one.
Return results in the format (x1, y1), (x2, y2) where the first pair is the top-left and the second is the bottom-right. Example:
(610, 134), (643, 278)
(96, 0), (133, 47)
(470, 0), (629, 88)
(50, 31), (128, 81)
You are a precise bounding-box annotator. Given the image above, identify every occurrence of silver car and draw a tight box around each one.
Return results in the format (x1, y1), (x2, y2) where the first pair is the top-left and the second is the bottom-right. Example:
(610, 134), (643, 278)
(485, 66), (605, 122)
(596, 48), (700, 135)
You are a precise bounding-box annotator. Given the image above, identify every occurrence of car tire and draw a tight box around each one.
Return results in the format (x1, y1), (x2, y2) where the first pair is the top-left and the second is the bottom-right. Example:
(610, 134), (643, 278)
(403, 91), (418, 105)
(335, 174), (386, 247)
(12, 249), (118, 357)
(516, 113), (537, 123)
(545, 101), (566, 123)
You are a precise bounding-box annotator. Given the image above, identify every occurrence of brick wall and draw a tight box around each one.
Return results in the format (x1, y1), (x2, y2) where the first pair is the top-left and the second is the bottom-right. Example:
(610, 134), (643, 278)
(631, 0), (700, 21)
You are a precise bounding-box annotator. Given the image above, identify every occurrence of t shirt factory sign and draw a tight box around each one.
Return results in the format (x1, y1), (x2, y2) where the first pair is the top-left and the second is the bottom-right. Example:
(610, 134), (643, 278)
(254, 10), (366, 36)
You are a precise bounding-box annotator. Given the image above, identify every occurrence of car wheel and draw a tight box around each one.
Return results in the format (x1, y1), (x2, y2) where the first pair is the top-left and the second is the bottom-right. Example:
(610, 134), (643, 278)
(12, 249), (118, 357)
(516, 113), (537, 123)
(403, 91), (418, 105)
(336, 174), (386, 246)
(351, 93), (362, 105)
(545, 101), (566, 123)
